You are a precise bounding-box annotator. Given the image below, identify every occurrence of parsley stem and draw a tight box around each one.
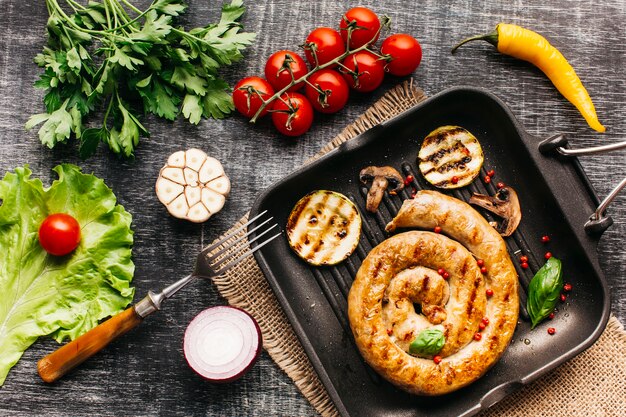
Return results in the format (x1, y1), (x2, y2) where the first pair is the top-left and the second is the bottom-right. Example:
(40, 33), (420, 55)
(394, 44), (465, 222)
(102, 0), (113, 29)
(66, 0), (85, 11)
(170, 28), (210, 46)
(103, 96), (114, 130)
(119, 0), (142, 15)
(46, 0), (128, 41)
(105, 0), (120, 29)
(109, 0), (138, 33)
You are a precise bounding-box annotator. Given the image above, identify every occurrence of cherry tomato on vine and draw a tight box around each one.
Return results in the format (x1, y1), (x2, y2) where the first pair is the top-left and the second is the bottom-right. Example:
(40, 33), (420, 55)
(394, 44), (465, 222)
(339, 7), (381, 49)
(380, 34), (422, 76)
(232, 76), (275, 118)
(264, 50), (308, 92)
(341, 51), (385, 93)
(271, 92), (314, 137)
(38, 213), (81, 256)
(304, 27), (346, 66)
(305, 69), (350, 114)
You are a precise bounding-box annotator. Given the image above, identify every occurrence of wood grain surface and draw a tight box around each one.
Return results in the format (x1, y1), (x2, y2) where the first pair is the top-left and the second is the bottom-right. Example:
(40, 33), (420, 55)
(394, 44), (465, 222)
(0, 0), (624, 416)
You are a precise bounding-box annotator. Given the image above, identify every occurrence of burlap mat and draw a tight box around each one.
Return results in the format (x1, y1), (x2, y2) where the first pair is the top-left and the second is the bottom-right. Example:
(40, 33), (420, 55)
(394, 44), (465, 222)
(212, 81), (626, 417)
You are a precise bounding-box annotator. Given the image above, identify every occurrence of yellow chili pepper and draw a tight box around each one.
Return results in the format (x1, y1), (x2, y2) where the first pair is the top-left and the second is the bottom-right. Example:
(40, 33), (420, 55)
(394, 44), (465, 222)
(452, 23), (605, 133)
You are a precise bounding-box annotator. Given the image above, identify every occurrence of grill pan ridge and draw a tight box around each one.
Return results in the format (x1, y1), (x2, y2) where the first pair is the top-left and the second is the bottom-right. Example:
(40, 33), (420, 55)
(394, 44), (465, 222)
(250, 87), (611, 417)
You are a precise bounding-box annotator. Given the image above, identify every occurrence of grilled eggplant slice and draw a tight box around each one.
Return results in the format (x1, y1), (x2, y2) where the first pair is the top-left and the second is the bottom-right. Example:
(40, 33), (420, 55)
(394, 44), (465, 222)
(286, 190), (361, 266)
(418, 126), (484, 189)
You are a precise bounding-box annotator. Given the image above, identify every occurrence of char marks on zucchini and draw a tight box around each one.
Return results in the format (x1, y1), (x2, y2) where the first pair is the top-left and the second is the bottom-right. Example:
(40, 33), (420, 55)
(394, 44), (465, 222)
(418, 125), (484, 189)
(286, 190), (361, 266)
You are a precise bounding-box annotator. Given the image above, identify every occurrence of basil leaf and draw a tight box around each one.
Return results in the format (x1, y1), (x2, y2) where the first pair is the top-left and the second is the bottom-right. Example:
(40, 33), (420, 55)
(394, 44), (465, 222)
(527, 257), (563, 328)
(409, 328), (445, 356)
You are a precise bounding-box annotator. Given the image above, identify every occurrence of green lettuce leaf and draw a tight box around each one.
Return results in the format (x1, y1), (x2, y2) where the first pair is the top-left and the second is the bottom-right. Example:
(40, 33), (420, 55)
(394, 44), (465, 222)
(0, 164), (134, 385)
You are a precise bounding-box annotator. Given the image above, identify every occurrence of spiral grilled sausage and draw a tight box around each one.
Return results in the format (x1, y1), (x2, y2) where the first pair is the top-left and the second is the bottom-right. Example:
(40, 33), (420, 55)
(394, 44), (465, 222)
(348, 190), (518, 395)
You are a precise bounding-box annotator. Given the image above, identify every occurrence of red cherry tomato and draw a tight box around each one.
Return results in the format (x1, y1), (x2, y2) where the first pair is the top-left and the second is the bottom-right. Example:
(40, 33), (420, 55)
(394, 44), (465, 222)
(38, 213), (81, 256)
(304, 27), (346, 66)
(232, 76), (275, 118)
(271, 92), (314, 137)
(305, 69), (350, 114)
(341, 51), (385, 93)
(380, 34), (422, 76)
(264, 50), (308, 92)
(339, 7), (381, 49)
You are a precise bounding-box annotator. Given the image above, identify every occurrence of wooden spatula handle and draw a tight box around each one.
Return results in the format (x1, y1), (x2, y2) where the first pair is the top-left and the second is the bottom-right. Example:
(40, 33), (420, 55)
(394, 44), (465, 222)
(37, 307), (143, 383)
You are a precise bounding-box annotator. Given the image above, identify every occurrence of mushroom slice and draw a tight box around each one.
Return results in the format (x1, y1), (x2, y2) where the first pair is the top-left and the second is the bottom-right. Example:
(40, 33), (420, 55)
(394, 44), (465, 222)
(359, 166), (404, 213)
(418, 126), (483, 189)
(469, 186), (521, 236)
(156, 149), (230, 222)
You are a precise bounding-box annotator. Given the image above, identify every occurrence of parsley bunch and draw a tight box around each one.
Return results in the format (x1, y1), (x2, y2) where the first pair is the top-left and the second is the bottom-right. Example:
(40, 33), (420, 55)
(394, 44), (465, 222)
(26, 0), (255, 158)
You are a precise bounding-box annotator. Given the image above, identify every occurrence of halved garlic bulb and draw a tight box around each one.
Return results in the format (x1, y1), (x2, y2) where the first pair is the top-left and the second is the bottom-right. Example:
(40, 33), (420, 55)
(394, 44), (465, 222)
(156, 149), (230, 222)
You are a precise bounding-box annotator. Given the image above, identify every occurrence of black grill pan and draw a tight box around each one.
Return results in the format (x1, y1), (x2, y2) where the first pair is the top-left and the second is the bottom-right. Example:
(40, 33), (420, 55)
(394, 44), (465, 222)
(249, 87), (612, 417)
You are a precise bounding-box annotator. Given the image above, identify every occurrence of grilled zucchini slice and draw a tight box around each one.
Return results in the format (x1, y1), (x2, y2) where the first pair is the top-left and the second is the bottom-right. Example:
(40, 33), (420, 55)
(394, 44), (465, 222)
(418, 126), (484, 189)
(286, 190), (361, 266)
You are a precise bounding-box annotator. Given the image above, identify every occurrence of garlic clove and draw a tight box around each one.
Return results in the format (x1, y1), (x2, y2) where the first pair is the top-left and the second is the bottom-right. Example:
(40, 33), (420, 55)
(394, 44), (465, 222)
(185, 186), (202, 207)
(167, 150), (186, 168)
(202, 188), (226, 214)
(198, 157), (224, 184)
(167, 194), (190, 218)
(158, 149), (230, 222)
(184, 167), (199, 186)
(207, 176), (231, 195)
(187, 202), (211, 223)
(156, 177), (184, 204)
(161, 167), (185, 185)
(185, 148), (207, 171)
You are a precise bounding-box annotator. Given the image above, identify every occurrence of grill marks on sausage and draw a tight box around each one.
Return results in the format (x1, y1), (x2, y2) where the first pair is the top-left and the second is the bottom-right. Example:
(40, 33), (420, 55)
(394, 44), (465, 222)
(421, 275), (430, 293)
(460, 258), (469, 276)
(466, 275), (481, 317)
(372, 259), (384, 278)
(412, 245), (421, 260)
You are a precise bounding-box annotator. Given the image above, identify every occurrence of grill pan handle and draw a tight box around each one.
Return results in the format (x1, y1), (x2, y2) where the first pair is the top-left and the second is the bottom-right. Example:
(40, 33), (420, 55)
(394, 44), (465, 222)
(539, 134), (626, 235)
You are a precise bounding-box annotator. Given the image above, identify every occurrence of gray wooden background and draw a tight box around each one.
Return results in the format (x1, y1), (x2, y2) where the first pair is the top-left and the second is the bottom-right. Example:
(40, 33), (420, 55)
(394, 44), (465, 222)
(1, 0), (624, 416)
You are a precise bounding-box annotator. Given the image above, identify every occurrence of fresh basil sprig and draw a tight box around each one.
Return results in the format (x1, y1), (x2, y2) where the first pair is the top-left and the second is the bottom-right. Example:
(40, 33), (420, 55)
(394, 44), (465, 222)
(409, 328), (445, 356)
(527, 257), (563, 329)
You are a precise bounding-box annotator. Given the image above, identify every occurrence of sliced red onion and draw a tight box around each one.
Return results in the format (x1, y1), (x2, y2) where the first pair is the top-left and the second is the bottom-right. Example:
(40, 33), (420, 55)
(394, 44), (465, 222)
(183, 306), (262, 383)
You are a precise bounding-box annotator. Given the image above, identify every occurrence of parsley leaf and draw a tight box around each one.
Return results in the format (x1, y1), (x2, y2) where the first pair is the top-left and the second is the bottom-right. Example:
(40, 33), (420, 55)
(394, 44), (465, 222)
(182, 94), (203, 124)
(170, 66), (207, 96)
(137, 77), (180, 120)
(29, 0), (255, 157)
(26, 99), (75, 147)
(202, 79), (235, 119)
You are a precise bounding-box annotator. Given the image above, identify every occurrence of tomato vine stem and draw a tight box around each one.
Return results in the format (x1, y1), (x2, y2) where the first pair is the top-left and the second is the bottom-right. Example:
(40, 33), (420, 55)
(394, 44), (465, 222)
(249, 16), (391, 123)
